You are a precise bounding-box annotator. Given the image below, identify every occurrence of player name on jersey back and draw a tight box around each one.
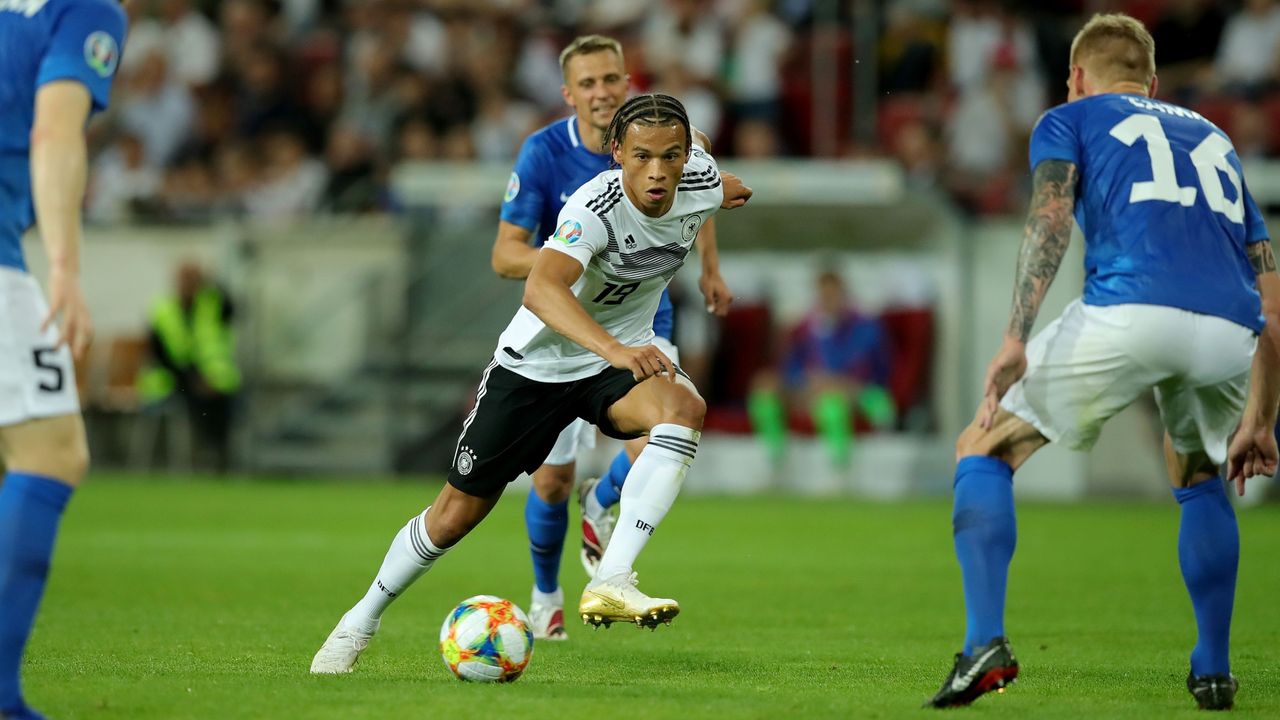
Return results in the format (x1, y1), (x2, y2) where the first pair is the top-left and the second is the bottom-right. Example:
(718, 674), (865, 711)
(1029, 93), (1266, 332)
(495, 147), (724, 382)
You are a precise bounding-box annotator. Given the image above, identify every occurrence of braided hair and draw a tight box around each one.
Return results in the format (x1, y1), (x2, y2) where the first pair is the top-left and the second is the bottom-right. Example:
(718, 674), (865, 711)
(604, 93), (692, 160)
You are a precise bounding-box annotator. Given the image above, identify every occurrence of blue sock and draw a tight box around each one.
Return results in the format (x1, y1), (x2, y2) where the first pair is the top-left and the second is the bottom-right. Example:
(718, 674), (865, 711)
(0, 473), (73, 716)
(594, 451), (630, 509)
(1173, 479), (1238, 677)
(525, 489), (567, 594)
(952, 455), (1017, 656)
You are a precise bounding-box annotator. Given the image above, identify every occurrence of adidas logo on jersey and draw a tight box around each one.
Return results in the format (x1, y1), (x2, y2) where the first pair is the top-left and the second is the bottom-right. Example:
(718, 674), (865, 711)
(624, 234), (637, 250)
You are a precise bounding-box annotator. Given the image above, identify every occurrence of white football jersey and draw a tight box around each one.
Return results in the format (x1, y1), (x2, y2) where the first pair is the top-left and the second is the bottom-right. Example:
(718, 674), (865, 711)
(495, 147), (724, 382)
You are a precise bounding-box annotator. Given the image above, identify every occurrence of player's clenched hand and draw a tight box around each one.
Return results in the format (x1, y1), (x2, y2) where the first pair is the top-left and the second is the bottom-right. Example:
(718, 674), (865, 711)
(699, 271), (734, 317)
(719, 171), (752, 209)
(41, 265), (92, 361)
(1226, 420), (1279, 496)
(607, 343), (676, 382)
(979, 338), (1028, 430)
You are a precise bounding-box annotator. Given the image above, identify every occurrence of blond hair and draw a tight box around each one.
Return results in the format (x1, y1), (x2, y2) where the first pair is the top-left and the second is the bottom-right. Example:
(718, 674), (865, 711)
(558, 35), (624, 80)
(1070, 13), (1156, 88)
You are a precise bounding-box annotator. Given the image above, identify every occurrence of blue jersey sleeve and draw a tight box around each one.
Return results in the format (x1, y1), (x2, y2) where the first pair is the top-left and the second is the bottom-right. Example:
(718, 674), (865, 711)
(1028, 107), (1081, 171)
(1242, 180), (1269, 244)
(36, 1), (127, 111)
(500, 136), (550, 232)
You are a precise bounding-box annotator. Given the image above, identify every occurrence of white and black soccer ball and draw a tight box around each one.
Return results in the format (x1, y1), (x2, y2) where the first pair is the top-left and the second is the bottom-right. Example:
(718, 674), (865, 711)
(439, 595), (534, 682)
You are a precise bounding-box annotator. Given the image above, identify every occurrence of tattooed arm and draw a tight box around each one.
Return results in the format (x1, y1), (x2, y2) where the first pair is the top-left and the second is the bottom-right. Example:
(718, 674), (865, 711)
(1227, 239), (1280, 490)
(1007, 160), (1079, 342)
(975, 159), (1079, 429)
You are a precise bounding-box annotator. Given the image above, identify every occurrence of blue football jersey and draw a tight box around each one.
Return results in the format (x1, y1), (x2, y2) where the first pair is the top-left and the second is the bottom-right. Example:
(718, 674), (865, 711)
(1029, 93), (1266, 332)
(501, 116), (675, 341)
(0, 0), (126, 272)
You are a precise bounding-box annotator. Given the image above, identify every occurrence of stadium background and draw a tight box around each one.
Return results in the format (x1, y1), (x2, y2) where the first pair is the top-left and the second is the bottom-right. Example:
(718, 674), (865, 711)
(19, 2), (1280, 717)
(49, 0), (1280, 502)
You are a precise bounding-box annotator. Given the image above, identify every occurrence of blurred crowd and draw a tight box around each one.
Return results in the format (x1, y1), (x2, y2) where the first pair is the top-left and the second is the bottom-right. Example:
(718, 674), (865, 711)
(88, 0), (1280, 223)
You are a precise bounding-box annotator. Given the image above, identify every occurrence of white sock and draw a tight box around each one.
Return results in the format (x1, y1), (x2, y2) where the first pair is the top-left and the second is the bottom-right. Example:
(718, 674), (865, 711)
(594, 424), (699, 582)
(531, 584), (563, 608)
(583, 482), (607, 521)
(346, 509), (446, 631)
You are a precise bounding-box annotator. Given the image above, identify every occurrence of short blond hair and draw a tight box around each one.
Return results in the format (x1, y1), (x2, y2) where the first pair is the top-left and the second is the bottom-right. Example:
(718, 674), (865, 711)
(1070, 13), (1156, 88)
(558, 35), (624, 80)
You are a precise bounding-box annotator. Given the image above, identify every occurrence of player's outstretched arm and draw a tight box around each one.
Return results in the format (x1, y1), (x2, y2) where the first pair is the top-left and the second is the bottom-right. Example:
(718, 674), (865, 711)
(979, 159), (1078, 428)
(524, 250), (674, 381)
(31, 80), (94, 360)
(491, 221), (540, 279)
(1227, 241), (1280, 491)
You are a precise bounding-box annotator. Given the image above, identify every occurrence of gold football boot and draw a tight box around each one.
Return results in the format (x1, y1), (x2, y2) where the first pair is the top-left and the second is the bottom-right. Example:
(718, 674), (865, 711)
(579, 572), (679, 629)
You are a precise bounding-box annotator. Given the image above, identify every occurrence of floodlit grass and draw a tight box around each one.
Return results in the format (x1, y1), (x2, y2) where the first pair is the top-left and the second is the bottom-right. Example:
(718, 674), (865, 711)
(25, 476), (1280, 718)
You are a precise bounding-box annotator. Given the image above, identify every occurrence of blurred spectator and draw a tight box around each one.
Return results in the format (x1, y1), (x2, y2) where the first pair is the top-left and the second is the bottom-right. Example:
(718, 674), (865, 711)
(1150, 0), (1225, 101)
(465, 39), (539, 162)
(894, 119), (943, 189)
(117, 50), (195, 168)
(1233, 104), (1271, 161)
(395, 117), (440, 162)
(734, 120), (782, 158)
(138, 262), (241, 473)
(749, 271), (896, 469)
(213, 142), (260, 215)
(157, 0), (222, 87)
(160, 154), (219, 222)
(643, 0), (724, 96)
(300, 62), (346, 152)
(220, 0), (280, 72)
(243, 129), (328, 219)
(88, 134), (162, 223)
(232, 44), (305, 138)
(96, 0), (1278, 224)
(512, 27), (567, 112)
(724, 0), (793, 133)
(1215, 0), (1280, 94)
(438, 125), (478, 162)
(321, 124), (381, 213)
(652, 64), (722, 148)
(879, 1), (946, 93)
(946, 41), (1042, 213)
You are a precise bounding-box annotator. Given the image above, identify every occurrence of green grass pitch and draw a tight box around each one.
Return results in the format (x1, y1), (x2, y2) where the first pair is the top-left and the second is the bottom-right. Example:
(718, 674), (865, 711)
(25, 476), (1280, 718)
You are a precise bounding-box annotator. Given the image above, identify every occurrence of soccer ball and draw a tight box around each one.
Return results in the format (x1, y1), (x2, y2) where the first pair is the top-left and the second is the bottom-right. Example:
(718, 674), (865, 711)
(439, 595), (534, 682)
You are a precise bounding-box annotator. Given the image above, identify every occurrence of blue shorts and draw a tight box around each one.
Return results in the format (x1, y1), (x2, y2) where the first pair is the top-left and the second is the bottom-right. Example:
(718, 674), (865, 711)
(654, 289), (674, 342)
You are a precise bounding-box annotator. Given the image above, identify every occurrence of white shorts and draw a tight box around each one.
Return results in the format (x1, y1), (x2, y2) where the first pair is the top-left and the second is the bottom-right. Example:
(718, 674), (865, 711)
(541, 336), (680, 467)
(1001, 300), (1255, 464)
(0, 267), (80, 427)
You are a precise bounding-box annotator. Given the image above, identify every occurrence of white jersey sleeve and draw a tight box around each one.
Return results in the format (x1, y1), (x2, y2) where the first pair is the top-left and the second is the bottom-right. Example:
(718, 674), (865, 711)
(541, 205), (609, 269)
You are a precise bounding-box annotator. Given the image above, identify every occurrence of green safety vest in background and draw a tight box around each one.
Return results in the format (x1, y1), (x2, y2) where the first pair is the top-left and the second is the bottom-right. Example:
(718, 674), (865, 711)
(137, 287), (242, 402)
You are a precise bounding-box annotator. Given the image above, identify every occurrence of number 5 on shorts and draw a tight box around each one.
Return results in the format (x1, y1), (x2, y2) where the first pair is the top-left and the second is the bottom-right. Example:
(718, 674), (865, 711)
(32, 348), (64, 392)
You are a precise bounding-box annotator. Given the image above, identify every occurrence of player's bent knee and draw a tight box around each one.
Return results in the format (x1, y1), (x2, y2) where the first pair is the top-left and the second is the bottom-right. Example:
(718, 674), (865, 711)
(954, 423), (990, 461)
(532, 464), (574, 503)
(661, 387), (706, 428)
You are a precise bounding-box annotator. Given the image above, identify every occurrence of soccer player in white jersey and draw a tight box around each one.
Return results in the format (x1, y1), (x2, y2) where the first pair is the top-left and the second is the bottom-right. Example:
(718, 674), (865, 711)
(311, 94), (752, 673)
(0, 1), (127, 718)
(925, 14), (1280, 710)
(492, 35), (734, 642)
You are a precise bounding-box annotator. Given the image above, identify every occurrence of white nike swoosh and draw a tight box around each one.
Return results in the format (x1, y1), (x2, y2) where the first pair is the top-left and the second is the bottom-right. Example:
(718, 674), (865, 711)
(560, 193), (570, 202)
(951, 645), (1001, 692)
